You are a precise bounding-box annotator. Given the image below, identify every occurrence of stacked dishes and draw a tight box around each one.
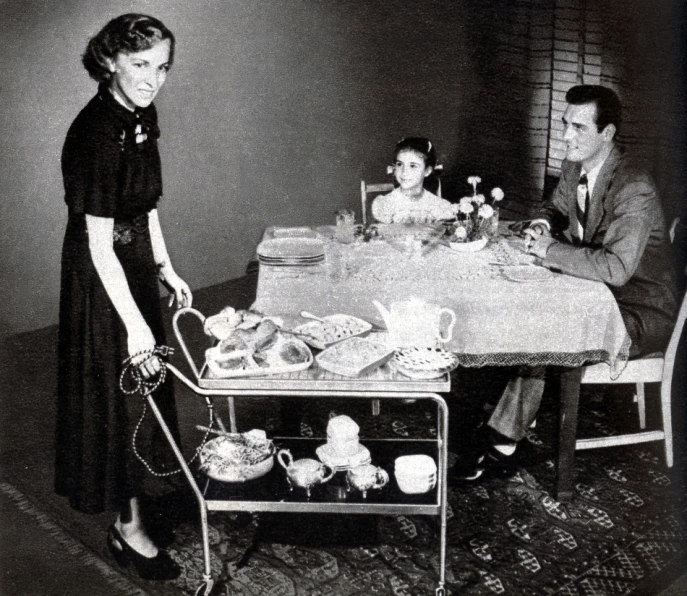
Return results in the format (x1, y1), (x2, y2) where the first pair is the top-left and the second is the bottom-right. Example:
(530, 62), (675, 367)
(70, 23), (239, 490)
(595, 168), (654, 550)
(394, 454), (437, 494)
(257, 238), (325, 267)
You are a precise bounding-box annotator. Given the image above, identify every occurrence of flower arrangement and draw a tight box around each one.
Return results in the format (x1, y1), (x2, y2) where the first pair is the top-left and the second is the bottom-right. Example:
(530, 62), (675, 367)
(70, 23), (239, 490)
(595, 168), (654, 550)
(448, 176), (504, 242)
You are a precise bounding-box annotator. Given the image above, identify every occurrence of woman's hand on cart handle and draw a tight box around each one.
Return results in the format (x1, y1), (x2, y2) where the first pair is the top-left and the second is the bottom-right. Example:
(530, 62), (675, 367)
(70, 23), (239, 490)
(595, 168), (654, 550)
(127, 324), (160, 379)
(159, 264), (193, 309)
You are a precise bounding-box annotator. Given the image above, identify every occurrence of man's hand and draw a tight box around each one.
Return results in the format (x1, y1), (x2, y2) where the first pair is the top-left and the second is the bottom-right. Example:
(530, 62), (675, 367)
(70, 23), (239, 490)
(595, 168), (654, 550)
(528, 234), (556, 259)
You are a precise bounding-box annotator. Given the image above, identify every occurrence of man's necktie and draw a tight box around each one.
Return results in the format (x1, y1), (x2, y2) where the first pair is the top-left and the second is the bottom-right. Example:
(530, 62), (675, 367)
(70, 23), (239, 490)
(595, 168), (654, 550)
(576, 174), (590, 240)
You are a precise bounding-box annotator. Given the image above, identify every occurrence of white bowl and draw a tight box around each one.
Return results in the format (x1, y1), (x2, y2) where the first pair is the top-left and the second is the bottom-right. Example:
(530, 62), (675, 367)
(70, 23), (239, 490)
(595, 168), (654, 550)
(448, 236), (489, 252)
(395, 473), (437, 494)
(395, 454), (437, 475)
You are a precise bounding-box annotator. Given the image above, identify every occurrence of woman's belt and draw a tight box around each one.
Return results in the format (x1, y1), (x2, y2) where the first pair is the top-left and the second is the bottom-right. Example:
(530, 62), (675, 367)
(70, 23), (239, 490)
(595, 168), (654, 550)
(113, 213), (149, 245)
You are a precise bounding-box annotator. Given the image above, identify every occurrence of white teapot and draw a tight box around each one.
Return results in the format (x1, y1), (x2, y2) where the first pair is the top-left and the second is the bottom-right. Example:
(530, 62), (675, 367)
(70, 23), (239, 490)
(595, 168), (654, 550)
(373, 297), (457, 349)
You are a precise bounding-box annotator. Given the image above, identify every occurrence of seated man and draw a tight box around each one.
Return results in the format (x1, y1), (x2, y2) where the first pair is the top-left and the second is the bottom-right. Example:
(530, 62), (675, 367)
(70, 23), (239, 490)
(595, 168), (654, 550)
(461, 84), (679, 479)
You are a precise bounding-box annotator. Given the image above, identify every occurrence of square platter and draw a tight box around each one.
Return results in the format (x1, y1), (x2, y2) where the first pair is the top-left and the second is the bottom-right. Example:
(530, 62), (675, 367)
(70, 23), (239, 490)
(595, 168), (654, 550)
(292, 314), (373, 350)
(315, 336), (395, 377)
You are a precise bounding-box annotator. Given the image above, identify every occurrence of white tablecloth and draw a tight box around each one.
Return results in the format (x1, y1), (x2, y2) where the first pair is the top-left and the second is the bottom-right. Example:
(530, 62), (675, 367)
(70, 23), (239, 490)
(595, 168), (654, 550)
(252, 226), (630, 374)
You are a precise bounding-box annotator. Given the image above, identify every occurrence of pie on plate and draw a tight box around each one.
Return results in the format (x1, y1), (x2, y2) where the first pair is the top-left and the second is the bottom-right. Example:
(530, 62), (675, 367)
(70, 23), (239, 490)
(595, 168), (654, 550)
(393, 347), (459, 379)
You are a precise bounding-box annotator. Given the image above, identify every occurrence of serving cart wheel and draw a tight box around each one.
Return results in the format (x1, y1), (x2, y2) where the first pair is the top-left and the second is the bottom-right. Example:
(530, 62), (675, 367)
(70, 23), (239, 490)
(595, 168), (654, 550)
(193, 577), (215, 596)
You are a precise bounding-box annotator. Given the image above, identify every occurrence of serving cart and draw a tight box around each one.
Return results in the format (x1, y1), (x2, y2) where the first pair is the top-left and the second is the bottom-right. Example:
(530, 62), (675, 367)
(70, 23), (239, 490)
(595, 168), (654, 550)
(149, 306), (452, 595)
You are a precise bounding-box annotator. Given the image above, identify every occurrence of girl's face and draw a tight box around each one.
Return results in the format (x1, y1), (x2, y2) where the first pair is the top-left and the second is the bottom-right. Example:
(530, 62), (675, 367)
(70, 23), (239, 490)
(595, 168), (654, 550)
(393, 149), (432, 195)
(107, 39), (171, 110)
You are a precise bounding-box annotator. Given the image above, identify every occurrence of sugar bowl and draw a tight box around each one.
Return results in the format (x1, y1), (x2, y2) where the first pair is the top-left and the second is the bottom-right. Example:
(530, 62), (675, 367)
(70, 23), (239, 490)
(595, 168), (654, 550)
(346, 464), (389, 499)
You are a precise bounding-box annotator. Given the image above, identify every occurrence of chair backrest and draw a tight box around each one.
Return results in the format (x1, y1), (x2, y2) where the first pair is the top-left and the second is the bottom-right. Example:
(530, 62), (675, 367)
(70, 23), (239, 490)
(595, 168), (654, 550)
(360, 181), (394, 224)
(663, 216), (686, 377)
(669, 216), (680, 244)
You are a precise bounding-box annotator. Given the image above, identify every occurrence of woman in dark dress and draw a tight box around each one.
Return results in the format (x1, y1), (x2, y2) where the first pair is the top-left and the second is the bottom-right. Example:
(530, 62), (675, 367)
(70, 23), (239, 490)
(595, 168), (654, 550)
(55, 14), (192, 580)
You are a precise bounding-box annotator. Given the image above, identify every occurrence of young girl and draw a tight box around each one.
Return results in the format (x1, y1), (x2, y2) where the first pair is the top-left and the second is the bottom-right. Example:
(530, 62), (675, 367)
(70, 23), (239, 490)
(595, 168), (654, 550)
(371, 137), (455, 224)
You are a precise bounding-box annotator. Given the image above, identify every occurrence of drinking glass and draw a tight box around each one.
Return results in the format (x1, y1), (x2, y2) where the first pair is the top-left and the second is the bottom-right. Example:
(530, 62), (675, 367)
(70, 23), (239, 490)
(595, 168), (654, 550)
(487, 208), (500, 238)
(335, 209), (356, 243)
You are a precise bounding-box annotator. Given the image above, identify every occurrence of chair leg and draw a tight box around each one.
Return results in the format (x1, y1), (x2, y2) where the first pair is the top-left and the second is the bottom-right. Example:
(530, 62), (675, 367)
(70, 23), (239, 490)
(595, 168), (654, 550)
(635, 383), (646, 429)
(659, 382), (673, 467)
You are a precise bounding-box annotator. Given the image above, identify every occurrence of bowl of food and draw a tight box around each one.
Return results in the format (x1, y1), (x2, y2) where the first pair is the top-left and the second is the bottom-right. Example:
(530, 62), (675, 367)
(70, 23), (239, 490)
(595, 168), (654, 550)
(199, 429), (275, 483)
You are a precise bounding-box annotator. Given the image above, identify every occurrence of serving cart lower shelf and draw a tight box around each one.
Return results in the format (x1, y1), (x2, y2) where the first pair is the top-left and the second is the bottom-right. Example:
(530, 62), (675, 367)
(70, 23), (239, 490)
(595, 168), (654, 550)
(202, 438), (441, 514)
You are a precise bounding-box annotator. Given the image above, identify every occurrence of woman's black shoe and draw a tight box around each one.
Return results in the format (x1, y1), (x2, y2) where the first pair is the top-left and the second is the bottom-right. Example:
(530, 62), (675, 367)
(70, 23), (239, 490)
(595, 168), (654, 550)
(107, 525), (181, 581)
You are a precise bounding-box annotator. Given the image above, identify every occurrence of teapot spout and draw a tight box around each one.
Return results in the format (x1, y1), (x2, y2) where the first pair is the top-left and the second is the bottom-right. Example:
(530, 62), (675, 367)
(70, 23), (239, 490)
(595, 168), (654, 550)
(372, 300), (392, 331)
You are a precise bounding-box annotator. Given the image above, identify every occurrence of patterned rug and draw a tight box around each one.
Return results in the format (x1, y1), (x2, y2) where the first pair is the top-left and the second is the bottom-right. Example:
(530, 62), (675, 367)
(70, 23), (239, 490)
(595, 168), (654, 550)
(2, 274), (686, 596)
(154, 379), (687, 596)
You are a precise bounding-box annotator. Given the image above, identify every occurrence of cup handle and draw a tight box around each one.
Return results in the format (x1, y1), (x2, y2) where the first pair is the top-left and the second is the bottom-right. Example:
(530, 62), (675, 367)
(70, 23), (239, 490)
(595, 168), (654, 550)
(320, 464), (335, 483)
(438, 308), (457, 343)
(375, 468), (389, 488)
(277, 449), (292, 469)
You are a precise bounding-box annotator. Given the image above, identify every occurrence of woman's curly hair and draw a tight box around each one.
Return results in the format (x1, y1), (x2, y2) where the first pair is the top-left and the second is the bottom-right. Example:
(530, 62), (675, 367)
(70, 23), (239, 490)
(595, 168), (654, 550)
(82, 14), (175, 83)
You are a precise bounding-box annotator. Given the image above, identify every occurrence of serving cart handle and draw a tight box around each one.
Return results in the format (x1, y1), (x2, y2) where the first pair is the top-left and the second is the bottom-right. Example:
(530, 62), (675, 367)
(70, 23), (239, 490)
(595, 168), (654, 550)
(172, 307), (206, 381)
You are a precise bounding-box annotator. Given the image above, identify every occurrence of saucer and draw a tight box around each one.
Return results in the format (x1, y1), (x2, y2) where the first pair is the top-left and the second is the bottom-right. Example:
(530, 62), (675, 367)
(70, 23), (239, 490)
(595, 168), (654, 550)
(316, 443), (371, 471)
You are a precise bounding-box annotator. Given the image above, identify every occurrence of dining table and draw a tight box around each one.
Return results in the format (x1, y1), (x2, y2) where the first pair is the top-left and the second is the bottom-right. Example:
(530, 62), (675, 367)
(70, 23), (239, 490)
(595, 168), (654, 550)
(252, 223), (632, 501)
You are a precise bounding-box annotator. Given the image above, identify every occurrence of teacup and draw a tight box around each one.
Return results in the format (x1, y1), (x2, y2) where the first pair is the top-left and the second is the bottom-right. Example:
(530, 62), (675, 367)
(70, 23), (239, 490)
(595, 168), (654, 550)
(277, 449), (335, 498)
(346, 464), (389, 499)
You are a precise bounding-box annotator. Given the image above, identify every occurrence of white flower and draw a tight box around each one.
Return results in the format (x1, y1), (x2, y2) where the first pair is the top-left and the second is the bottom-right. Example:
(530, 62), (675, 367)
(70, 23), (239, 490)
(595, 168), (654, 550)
(472, 194), (486, 205)
(467, 176), (482, 196)
(459, 202), (474, 215)
(459, 196), (473, 208)
(491, 187), (504, 202)
(478, 204), (494, 219)
(453, 226), (468, 240)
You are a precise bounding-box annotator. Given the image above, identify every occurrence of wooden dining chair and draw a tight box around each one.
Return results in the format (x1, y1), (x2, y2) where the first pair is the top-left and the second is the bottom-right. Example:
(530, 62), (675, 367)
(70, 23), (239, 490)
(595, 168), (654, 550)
(575, 217), (685, 466)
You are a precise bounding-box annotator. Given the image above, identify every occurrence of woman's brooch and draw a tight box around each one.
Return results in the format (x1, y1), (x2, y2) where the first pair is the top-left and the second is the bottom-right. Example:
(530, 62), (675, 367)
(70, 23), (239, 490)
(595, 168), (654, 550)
(135, 124), (148, 144)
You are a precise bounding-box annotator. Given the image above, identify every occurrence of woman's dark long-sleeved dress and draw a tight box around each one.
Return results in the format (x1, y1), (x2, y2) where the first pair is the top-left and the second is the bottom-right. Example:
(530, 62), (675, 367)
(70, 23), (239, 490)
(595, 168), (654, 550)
(55, 86), (180, 514)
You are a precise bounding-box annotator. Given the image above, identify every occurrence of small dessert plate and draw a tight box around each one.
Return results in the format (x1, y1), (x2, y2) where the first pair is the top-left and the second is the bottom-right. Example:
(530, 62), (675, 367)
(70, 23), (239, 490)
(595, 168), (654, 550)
(316, 443), (371, 472)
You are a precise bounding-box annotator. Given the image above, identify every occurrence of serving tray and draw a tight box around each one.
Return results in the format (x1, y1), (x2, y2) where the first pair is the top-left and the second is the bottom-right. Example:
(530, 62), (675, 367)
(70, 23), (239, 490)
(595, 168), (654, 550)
(315, 336), (395, 378)
(205, 334), (313, 378)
